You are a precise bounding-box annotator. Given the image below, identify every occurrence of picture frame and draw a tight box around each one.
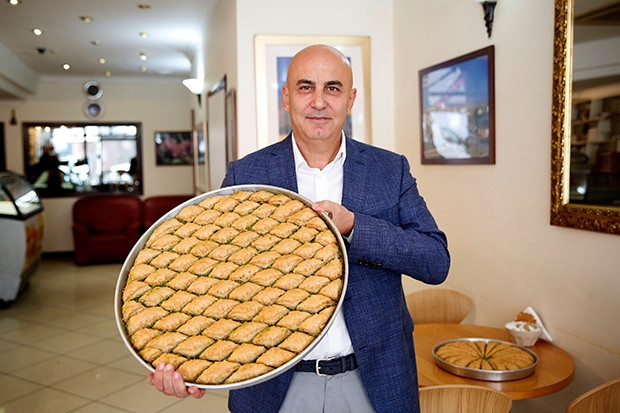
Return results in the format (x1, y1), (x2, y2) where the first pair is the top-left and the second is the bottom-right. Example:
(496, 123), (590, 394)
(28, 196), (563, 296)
(254, 34), (372, 148)
(207, 76), (227, 192)
(419, 46), (495, 165)
(192, 113), (207, 194)
(155, 131), (193, 165)
(226, 88), (237, 163)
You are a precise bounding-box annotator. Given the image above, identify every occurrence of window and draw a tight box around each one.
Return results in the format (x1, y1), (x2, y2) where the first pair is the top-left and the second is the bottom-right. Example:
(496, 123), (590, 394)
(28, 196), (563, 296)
(22, 122), (142, 197)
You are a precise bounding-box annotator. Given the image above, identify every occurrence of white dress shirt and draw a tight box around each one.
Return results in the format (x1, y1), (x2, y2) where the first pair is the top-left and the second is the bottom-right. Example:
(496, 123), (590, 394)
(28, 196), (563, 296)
(291, 133), (354, 359)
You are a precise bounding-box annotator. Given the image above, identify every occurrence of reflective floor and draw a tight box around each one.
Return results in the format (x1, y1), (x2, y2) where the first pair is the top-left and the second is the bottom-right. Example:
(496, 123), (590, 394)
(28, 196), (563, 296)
(0, 257), (229, 413)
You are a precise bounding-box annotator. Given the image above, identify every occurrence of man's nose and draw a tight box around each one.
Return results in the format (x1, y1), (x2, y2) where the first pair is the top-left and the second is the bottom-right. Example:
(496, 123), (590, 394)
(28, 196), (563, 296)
(310, 91), (327, 109)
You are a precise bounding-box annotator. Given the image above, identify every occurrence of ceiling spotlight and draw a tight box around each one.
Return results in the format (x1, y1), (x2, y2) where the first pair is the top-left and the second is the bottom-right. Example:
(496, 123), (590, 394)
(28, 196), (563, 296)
(63, 63), (71, 71)
(80, 16), (93, 23)
(137, 4), (151, 10)
(139, 32), (149, 39)
(32, 28), (43, 36)
(140, 66), (147, 72)
(139, 52), (147, 61)
(7, 0), (22, 5)
(90, 40), (101, 46)
(105, 71), (112, 77)
(98, 58), (106, 64)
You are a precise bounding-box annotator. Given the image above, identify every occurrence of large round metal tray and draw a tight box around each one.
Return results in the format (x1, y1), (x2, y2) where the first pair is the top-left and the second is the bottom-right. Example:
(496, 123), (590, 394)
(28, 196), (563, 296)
(114, 184), (349, 390)
(432, 338), (538, 382)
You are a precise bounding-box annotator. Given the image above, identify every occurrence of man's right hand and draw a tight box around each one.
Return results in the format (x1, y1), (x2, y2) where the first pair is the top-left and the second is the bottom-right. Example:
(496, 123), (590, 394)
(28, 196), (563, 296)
(146, 362), (206, 399)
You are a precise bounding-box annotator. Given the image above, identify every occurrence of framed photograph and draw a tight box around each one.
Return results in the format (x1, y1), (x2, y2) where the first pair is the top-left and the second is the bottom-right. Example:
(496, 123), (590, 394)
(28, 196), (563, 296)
(226, 88), (237, 163)
(254, 35), (372, 148)
(192, 112), (207, 194)
(207, 76), (227, 191)
(155, 131), (193, 165)
(419, 46), (495, 164)
(0, 123), (5, 172)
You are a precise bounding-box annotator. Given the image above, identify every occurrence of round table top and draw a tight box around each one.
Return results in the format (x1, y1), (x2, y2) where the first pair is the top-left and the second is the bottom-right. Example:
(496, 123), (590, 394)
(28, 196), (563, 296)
(413, 323), (575, 400)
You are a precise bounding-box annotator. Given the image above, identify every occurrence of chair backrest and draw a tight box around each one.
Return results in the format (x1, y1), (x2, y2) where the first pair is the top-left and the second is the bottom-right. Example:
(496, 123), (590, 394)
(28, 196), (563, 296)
(142, 195), (193, 230)
(73, 195), (142, 234)
(406, 288), (473, 324)
(419, 384), (512, 413)
(566, 378), (620, 413)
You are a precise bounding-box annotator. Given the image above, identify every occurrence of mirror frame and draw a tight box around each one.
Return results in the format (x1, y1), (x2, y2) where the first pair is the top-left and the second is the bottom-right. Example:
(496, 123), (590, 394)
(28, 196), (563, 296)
(550, 0), (620, 235)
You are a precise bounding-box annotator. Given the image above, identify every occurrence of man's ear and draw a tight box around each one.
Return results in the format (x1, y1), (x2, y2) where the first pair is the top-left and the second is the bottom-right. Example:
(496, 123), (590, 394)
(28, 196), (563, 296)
(347, 88), (358, 114)
(282, 85), (290, 113)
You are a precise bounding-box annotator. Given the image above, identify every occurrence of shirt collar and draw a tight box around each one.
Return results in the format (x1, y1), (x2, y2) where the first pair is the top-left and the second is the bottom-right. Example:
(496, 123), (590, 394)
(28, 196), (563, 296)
(292, 132), (347, 171)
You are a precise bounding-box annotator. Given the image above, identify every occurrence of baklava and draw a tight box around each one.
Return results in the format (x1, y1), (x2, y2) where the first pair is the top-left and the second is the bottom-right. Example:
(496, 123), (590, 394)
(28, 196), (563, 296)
(120, 189), (345, 386)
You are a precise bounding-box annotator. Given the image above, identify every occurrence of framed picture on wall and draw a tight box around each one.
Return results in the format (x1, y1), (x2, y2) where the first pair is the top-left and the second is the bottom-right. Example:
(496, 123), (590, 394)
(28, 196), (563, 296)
(155, 131), (193, 165)
(419, 45), (495, 165)
(254, 34), (372, 148)
(192, 112), (207, 195)
(0, 123), (5, 172)
(226, 88), (237, 163)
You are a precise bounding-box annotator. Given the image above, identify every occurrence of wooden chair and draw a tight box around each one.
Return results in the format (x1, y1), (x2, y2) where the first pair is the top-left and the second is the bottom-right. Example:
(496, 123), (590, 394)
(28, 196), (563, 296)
(566, 377), (620, 413)
(419, 384), (512, 413)
(406, 288), (473, 324)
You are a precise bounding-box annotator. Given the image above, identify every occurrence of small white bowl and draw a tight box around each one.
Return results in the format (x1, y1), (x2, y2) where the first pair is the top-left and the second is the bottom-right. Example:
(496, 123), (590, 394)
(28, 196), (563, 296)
(505, 321), (542, 347)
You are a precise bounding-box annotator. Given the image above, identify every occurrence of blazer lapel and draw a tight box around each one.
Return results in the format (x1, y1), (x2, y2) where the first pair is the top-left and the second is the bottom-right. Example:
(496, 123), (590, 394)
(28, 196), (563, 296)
(342, 138), (368, 211)
(268, 135), (298, 192)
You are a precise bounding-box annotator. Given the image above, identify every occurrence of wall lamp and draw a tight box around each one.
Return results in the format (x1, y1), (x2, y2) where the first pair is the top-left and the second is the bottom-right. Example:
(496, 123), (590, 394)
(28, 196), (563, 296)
(474, 0), (498, 38)
(182, 78), (204, 106)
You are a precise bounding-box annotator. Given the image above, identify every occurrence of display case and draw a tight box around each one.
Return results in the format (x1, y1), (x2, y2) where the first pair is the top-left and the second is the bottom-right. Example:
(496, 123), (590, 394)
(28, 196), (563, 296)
(0, 171), (46, 307)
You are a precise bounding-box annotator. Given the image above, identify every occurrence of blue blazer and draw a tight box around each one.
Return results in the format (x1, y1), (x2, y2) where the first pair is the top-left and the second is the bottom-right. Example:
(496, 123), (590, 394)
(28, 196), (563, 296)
(224, 135), (450, 413)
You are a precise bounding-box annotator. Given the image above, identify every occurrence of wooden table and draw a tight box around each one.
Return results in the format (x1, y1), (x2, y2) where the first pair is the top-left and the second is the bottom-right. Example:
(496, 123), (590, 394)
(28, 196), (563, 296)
(414, 324), (575, 400)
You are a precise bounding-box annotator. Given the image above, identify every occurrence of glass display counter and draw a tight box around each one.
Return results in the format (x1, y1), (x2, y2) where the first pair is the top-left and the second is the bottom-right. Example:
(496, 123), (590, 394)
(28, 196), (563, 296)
(0, 171), (46, 307)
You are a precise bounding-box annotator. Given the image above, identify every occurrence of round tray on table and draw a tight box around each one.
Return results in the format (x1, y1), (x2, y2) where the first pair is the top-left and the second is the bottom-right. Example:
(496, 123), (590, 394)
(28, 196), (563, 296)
(432, 338), (538, 382)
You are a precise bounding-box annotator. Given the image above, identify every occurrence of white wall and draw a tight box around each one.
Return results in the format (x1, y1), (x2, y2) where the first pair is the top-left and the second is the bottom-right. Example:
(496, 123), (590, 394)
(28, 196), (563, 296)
(0, 78), (195, 252)
(394, 1), (620, 412)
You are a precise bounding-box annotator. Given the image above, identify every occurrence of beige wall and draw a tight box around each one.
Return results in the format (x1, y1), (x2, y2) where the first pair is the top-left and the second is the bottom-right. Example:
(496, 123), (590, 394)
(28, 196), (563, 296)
(0, 79), (195, 251)
(393, 0), (620, 412)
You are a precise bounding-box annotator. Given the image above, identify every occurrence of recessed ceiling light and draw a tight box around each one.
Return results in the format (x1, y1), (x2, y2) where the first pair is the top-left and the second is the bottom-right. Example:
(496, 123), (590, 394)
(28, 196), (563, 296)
(140, 66), (147, 72)
(139, 52), (147, 61)
(139, 32), (149, 39)
(32, 28), (43, 36)
(98, 58), (106, 64)
(7, 0), (22, 6)
(90, 40), (101, 46)
(63, 63), (71, 71)
(105, 71), (112, 77)
(137, 4), (151, 10)
(80, 16), (93, 23)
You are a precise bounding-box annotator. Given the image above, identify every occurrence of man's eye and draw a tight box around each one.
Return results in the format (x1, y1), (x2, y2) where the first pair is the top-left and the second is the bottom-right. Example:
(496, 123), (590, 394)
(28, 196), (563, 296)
(299, 85), (313, 91)
(326, 86), (340, 93)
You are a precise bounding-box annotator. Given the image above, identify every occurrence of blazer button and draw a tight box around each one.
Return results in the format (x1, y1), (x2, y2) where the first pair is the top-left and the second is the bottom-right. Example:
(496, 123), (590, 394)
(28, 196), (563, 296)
(357, 259), (382, 268)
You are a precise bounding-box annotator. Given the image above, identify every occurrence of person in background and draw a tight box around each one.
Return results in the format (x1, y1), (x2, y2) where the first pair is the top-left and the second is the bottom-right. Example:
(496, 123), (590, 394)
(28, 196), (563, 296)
(148, 44), (450, 413)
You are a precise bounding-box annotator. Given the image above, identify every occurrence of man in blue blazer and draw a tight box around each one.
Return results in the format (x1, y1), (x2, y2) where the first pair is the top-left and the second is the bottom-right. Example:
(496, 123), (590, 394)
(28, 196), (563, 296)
(148, 44), (449, 413)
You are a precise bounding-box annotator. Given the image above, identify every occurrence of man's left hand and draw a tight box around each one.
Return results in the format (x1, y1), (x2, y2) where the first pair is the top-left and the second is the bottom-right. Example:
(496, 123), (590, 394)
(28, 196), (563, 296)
(312, 200), (354, 237)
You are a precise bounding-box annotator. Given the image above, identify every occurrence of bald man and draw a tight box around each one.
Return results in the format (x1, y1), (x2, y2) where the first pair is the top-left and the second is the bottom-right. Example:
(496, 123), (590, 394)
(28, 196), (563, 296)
(147, 44), (450, 413)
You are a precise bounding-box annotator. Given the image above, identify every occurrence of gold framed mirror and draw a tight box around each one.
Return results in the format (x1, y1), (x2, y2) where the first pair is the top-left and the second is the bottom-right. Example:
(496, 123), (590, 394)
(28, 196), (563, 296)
(550, 0), (620, 235)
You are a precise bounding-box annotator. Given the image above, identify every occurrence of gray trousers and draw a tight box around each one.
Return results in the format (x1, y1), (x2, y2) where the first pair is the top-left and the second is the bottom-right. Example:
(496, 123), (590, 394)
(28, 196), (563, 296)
(278, 369), (376, 413)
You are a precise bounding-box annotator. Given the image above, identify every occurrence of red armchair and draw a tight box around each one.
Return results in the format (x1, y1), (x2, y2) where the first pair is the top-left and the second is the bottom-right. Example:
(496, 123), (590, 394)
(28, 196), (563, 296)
(142, 195), (193, 231)
(72, 196), (142, 265)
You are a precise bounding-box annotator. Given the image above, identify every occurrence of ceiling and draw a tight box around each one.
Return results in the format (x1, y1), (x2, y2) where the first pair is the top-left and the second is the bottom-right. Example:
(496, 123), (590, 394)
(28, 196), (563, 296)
(1, 0), (618, 101)
(0, 0), (218, 100)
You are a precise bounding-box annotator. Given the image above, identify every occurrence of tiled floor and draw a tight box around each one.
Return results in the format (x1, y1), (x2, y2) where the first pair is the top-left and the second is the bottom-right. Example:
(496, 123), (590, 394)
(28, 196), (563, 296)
(0, 256), (230, 413)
